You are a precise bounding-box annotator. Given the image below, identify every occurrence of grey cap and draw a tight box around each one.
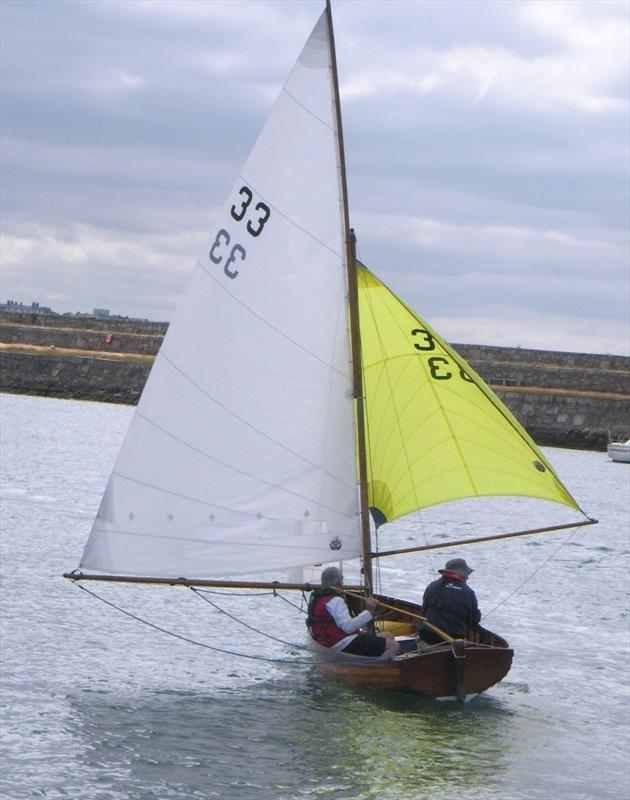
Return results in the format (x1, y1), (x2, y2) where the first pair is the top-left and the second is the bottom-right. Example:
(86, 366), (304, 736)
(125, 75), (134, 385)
(439, 558), (474, 577)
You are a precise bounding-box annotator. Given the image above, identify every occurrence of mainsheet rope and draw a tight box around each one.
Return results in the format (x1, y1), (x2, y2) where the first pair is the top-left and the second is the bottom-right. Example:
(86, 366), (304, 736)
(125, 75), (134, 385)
(73, 528), (572, 657)
(190, 586), (309, 615)
(74, 583), (311, 665)
(191, 587), (308, 649)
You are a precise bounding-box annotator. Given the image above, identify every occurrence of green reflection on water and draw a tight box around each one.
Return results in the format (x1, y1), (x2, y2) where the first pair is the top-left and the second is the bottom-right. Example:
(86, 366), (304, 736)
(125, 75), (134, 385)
(284, 676), (514, 800)
(67, 672), (518, 800)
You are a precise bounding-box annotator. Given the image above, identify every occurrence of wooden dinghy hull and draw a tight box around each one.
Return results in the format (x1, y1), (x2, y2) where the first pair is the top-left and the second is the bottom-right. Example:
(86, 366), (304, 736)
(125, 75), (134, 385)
(309, 592), (513, 700)
(308, 639), (513, 700)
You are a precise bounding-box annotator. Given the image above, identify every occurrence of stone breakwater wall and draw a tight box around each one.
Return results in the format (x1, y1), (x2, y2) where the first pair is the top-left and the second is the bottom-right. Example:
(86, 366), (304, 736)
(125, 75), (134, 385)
(0, 351), (150, 405)
(0, 311), (168, 336)
(454, 344), (629, 394)
(0, 312), (166, 355)
(0, 322), (163, 355)
(1, 313), (628, 450)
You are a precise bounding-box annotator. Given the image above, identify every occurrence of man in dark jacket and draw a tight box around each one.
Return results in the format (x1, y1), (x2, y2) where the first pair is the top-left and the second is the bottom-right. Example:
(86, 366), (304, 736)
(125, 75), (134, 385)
(418, 557), (482, 644)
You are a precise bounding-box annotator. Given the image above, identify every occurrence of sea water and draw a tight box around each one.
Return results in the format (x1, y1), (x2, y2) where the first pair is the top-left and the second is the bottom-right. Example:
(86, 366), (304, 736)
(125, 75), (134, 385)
(1, 392), (628, 800)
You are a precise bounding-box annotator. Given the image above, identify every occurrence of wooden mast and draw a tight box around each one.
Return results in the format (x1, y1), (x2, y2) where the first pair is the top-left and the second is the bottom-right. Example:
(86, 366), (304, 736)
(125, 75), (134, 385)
(325, 0), (373, 592)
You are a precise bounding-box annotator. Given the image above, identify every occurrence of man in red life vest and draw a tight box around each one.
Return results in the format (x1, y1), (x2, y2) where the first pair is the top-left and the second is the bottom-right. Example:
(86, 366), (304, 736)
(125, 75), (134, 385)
(307, 566), (400, 657)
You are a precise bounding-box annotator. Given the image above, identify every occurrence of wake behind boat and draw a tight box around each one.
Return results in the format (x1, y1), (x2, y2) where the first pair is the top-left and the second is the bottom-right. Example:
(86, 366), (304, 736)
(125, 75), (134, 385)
(64, 1), (596, 701)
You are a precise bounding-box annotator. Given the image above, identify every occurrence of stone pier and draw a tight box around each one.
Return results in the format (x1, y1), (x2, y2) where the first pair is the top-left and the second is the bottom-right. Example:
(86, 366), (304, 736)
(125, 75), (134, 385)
(1, 310), (628, 451)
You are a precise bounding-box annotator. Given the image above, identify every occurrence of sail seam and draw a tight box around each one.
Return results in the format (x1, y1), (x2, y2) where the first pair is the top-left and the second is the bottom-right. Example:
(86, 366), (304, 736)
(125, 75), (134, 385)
(106, 472), (266, 520)
(123, 412), (357, 519)
(91, 520), (357, 552)
(197, 261), (350, 381)
(367, 338), (572, 504)
(155, 350), (357, 493)
(370, 358), (427, 490)
(236, 171), (343, 260)
(361, 269), (472, 514)
(361, 352), (567, 496)
(365, 361), (564, 491)
(283, 86), (335, 133)
(389, 283), (578, 508)
(361, 268), (579, 512)
(364, 271), (480, 498)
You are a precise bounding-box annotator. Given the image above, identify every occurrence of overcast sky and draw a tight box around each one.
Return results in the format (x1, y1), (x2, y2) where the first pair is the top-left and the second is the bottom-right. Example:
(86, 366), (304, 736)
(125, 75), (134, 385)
(1, 0), (628, 355)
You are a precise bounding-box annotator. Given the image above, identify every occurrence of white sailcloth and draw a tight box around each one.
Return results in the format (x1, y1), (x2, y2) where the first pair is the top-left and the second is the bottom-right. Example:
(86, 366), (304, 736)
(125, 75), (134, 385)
(80, 12), (361, 579)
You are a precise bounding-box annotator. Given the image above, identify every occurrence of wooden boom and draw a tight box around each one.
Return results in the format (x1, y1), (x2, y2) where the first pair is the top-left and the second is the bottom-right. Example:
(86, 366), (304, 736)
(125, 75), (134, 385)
(63, 572), (364, 592)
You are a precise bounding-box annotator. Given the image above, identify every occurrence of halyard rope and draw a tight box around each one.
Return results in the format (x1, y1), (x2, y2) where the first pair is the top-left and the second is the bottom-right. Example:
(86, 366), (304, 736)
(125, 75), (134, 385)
(74, 583), (310, 664)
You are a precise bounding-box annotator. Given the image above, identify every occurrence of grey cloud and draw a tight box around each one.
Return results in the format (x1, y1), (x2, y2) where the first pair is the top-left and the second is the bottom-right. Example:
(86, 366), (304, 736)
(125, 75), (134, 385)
(1, 0), (627, 354)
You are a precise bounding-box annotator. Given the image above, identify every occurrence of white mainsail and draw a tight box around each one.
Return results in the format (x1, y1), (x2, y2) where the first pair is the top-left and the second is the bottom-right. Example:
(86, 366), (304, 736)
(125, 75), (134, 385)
(81, 12), (361, 579)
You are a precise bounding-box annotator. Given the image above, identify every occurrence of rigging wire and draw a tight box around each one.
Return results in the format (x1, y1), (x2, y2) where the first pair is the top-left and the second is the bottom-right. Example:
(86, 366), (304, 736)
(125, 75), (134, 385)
(483, 527), (578, 618)
(190, 586), (308, 614)
(191, 588), (308, 649)
(74, 583), (311, 665)
(189, 588), (278, 597)
(276, 590), (309, 614)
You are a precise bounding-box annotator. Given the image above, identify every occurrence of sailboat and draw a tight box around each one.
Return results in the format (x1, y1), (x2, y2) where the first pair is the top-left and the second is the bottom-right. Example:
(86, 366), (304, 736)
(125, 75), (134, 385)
(64, 2), (595, 702)
(607, 437), (630, 463)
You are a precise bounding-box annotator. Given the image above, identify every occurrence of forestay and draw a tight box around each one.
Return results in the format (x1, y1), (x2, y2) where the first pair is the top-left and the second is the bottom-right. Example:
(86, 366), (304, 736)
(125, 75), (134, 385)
(80, 12), (362, 580)
(357, 265), (580, 525)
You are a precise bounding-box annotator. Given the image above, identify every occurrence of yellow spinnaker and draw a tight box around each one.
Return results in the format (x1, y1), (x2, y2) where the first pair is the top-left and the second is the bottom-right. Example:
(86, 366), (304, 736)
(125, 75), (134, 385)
(357, 264), (579, 523)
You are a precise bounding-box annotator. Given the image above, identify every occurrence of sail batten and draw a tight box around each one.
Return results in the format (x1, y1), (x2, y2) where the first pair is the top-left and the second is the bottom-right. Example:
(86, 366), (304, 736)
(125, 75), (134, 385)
(109, 468), (357, 523)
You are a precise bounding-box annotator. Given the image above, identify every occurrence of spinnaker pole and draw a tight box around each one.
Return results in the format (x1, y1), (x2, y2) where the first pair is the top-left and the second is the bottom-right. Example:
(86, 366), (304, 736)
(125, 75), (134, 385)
(371, 517), (598, 559)
(325, 0), (373, 591)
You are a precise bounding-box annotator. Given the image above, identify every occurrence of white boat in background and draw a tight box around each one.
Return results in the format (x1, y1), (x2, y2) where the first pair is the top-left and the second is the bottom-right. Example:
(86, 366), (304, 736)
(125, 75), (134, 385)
(607, 439), (630, 463)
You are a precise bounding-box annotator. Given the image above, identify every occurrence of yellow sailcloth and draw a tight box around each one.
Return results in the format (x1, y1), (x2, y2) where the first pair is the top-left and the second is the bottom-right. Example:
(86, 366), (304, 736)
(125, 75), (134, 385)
(357, 264), (579, 524)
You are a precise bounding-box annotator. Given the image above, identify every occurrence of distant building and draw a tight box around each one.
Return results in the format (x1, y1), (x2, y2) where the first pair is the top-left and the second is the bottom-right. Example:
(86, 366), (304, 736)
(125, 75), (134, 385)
(1, 299), (162, 324)
(0, 300), (55, 315)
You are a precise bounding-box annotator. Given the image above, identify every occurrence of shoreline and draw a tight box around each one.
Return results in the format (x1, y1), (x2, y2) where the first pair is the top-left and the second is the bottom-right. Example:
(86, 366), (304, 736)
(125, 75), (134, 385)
(1, 311), (628, 451)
